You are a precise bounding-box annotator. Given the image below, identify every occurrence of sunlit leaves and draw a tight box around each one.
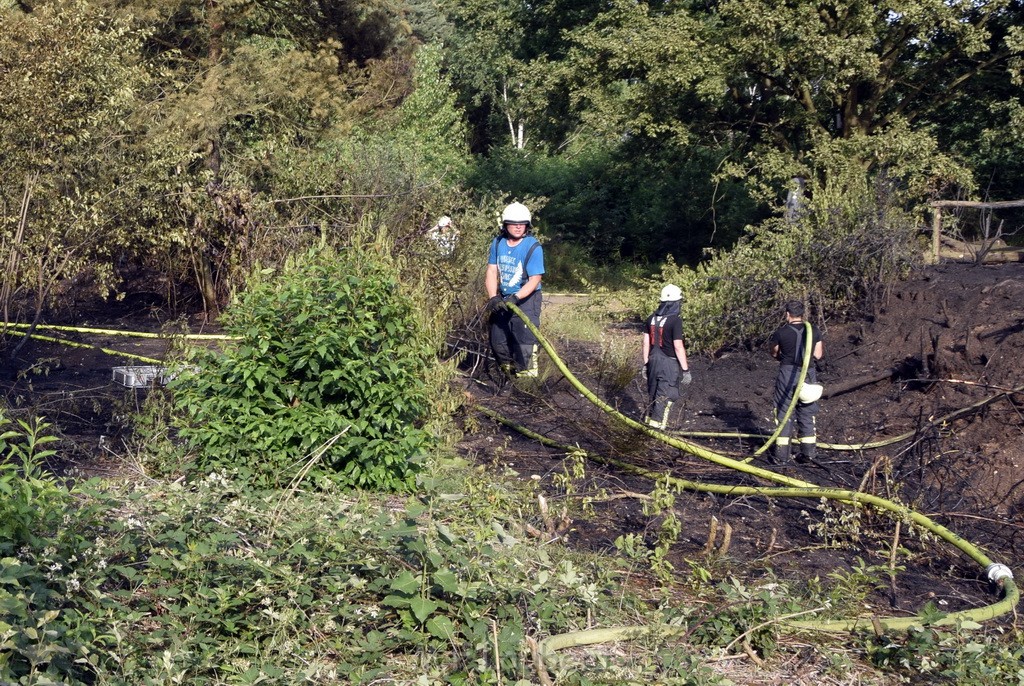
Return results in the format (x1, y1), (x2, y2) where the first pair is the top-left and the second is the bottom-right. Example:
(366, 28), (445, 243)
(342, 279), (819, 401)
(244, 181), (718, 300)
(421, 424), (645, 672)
(0, 1), (150, 304)
(170, 246), (435, 490)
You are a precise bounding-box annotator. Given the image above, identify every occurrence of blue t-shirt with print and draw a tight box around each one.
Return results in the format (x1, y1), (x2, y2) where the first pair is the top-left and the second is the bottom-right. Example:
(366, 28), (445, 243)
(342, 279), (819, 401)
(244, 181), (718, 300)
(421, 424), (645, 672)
(488, 236), (544, 296)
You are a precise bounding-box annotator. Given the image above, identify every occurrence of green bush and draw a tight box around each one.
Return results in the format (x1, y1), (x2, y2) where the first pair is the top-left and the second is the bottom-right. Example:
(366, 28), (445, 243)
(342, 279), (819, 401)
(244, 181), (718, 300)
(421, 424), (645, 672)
(14, 470), (634, 685)
(0, 414), (64, 554)
(639, 173), (924, 354)
(0, 415), (107, 684)
(170, 246), (437, 490)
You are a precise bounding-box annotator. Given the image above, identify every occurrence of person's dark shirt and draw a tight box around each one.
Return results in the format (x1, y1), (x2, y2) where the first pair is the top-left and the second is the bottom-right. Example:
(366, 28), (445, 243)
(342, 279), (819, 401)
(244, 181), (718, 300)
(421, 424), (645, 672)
(769, 321), (821, 366)
(646, 313), (684, 358)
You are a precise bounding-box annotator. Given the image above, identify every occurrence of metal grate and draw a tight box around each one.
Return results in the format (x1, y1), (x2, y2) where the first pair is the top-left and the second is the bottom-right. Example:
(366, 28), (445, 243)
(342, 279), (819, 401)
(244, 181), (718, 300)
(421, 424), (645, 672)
(112, 366), (167, 388)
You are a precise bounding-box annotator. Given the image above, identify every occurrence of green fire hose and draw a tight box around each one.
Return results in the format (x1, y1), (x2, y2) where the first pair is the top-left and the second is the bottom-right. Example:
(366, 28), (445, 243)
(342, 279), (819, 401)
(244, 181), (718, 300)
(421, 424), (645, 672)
(491, 303), (1019, 662)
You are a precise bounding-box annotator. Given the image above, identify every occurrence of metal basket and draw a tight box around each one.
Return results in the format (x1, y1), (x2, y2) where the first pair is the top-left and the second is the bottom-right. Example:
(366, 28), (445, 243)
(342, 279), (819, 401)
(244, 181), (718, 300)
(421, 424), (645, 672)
(112, 365), (167, 388)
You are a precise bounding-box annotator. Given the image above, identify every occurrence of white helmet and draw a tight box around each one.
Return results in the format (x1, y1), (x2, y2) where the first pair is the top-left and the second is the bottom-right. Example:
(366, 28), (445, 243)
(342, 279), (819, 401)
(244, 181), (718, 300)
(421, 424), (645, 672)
(435, 216), (452, 228)
(660, 284), (682, 302)
(501, 202), (532, 226)
(798, 383), (823, 404)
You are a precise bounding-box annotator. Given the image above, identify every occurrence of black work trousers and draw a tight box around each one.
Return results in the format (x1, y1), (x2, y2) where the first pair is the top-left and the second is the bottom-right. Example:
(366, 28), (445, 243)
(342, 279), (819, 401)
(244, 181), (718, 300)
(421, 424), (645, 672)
(773, 363), (818, 446)
(489, 291), (541, 373)
(646, 351), (681, 427)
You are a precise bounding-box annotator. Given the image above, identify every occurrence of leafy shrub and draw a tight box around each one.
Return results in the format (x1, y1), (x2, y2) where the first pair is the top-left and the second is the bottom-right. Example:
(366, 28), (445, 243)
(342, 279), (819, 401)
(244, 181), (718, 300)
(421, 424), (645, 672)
(641, 173), (925, 353)
(0, 414), (64, 554)
(14, 470), (631, 685)
(620, 125), (971, 353)
(862, 617), (1024, 684)
(170, 245), (437, 490)
(0, 415), (107, 684)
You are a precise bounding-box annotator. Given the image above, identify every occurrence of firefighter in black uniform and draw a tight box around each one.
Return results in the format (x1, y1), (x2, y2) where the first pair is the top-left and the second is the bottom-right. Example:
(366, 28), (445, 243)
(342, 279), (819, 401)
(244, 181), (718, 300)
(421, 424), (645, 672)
(641, 284), (691, 429)
(768, 300), (824, 462)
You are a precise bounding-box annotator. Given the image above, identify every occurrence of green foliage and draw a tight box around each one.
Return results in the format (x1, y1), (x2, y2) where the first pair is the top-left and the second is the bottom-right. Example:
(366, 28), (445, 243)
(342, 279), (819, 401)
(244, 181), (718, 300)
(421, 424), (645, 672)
(0, 465), (639, 684)
(129, 18), (388, 311)
(547, 0), (1024, 275)
(7, 459), (1023, 685)
(611, 481), (687, 588)
(803, 497), (864, 548)
(561, 0), (1017, 182)
(440, 0), (590, 150)
(470, 142), (759, 268)
(544, 301), (639, 393)
(387, 43), (471, 179)
(0, 415), (63, 554)
(543, 240), (651, 292)
(863, 621), (1024, 684)
(0, 0), (150, 308)
(592, 332), (641, 395)
(644, 145), (935, 352)
(686, 576), (794, 658)
(171, 245), (437, 490)
(0, 417), (105, 684)
(824, 558), (893, 616)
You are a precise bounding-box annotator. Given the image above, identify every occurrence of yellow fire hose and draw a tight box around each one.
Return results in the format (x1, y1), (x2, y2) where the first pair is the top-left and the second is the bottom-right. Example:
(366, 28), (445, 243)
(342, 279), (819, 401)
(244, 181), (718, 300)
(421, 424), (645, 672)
(492, 303), (1019, 663)
(745, 321), (817, 459)
(3, 323), (238, 365)
(4, 322), (238, 340)
(5, 329), (163, 365)
(678, 387), (1018, 452)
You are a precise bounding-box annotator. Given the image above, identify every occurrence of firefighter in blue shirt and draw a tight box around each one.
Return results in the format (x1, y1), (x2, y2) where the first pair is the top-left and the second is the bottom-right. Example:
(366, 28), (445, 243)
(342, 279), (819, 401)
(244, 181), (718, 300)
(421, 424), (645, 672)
(484, 202), (544, 377)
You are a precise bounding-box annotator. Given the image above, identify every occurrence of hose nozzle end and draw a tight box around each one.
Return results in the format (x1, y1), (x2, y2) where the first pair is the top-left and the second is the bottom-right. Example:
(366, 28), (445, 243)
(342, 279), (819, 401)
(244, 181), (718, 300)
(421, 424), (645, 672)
(986, 563), (1014, 584)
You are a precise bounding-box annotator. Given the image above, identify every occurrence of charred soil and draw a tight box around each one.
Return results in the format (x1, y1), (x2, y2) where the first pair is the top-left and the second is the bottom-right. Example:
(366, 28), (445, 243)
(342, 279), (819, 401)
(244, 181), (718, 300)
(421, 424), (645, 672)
(460, 262), (1024, 619)
(2, 262), (1022, 622)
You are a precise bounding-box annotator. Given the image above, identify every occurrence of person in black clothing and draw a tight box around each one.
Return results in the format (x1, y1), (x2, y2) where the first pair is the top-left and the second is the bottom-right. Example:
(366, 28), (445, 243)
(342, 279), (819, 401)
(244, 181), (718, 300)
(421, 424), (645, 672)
(641, 284), (692, 429)
(768, 300), (823, 462)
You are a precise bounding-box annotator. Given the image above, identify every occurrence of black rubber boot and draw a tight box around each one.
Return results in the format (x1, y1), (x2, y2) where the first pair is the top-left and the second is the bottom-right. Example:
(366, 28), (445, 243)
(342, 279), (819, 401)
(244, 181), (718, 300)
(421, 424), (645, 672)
(774, 442), (791, 464)
(797, 443), (816, 463)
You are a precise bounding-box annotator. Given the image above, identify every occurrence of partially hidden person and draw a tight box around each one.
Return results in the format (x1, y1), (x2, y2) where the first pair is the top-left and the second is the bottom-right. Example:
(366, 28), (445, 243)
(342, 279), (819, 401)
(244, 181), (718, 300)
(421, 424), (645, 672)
(642, 284), (691, 429)
(769, 300), (824, 463)
(428, 215), (458, 256)
(485, 202), (544, 377)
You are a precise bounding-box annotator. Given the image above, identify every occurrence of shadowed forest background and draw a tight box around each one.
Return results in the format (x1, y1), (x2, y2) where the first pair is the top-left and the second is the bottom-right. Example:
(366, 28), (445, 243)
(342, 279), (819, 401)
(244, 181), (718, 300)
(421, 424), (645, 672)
(3, 0), (1024, 322)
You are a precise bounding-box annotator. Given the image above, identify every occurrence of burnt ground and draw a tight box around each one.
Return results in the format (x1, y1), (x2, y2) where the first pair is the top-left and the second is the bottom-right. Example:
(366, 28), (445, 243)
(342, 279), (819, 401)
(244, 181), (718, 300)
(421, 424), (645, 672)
(459, 262), (1024, 619)
(2, 262), (1023, 623)
(0, 291), (210, 477)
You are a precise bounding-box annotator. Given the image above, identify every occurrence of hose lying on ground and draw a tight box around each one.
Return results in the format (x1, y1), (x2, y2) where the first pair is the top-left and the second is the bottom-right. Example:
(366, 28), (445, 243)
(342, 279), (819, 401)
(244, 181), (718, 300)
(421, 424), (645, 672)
(678, 386), (1018, 452)
(5, 329), (163, 364)
(4, 322), (239, 340)
(491, 303), (1020, 665)
(3, 323), (238, 365)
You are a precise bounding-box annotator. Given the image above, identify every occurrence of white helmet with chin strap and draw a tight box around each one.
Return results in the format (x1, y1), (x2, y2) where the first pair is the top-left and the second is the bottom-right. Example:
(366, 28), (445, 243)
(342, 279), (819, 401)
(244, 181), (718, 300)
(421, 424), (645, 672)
(500, 202), (532, 234)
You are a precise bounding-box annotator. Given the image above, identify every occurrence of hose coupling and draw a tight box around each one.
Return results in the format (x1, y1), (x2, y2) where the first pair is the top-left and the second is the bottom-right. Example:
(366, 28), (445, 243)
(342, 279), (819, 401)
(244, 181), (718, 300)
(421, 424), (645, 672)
(986, 563), (1014, 584)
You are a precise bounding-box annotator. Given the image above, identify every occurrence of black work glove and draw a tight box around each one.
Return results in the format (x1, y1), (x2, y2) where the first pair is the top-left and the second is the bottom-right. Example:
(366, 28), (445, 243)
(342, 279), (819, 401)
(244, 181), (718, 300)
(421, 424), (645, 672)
(486, 295), (505, 313)
(504, 293), (522, 306)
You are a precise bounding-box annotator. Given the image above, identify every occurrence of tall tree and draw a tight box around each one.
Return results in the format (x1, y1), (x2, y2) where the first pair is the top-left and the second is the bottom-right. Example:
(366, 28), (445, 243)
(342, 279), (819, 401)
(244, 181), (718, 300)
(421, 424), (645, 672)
(0, 0), (149, 325)
(564, 0), (1023, 203)
(439, 0), (608, 152)
(92, 0), (415, 313)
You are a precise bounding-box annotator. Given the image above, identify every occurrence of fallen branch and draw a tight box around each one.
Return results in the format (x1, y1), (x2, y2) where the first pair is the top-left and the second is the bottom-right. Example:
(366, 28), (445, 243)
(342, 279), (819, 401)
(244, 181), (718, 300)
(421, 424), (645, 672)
(823, 368), (898, 398)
